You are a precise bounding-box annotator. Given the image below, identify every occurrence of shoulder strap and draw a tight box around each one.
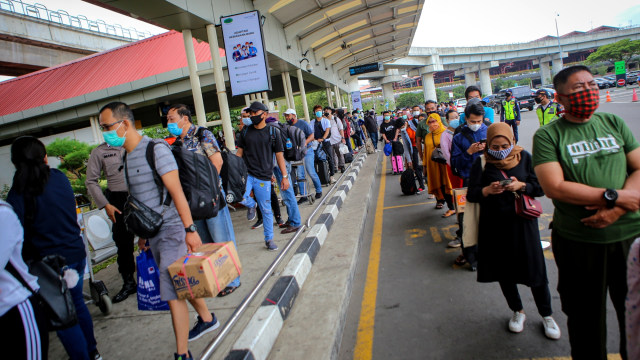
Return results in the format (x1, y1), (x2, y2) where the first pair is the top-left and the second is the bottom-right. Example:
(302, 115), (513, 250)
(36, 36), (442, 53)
(462, 129), (475, 145)
(5, 261), (35, 293)
(144, 141), (172, 207)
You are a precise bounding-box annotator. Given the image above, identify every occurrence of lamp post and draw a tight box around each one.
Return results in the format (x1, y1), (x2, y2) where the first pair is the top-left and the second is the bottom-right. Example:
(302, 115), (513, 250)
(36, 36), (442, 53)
(554, 13), (563, 57)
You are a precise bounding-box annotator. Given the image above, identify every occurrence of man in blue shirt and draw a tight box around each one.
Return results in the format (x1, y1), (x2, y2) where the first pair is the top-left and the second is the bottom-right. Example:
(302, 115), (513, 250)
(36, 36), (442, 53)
(284, 109), (323, 203)
(459, 85), (495, 124)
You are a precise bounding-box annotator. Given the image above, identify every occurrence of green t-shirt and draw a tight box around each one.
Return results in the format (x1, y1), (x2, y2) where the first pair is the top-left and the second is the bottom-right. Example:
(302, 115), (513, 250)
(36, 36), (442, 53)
(532, 113), (640, 243)
(415, 119), (430, 140)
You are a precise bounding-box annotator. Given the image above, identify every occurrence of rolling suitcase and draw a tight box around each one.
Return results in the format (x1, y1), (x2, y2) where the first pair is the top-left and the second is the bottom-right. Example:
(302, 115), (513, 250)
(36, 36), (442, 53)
(315, 159), (330, 185)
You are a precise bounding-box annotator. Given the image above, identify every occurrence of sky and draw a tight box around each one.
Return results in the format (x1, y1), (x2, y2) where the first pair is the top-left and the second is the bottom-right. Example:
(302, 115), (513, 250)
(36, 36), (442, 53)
(412, 0), (640, 47)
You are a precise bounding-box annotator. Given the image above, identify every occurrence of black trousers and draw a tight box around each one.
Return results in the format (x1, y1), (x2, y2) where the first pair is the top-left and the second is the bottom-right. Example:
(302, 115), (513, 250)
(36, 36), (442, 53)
(106, 190), (135, 276)
(1, 296), (49, 359)
(410, 147), (425, 189)
(552, 230), (633, 360)
(499, 281), (552, 317)
(322, 141), (336, 175)
(257, 185), (281, 221)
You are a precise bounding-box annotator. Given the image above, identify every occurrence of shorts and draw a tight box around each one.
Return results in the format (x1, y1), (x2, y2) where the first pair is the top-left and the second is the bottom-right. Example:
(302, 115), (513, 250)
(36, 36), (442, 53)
(149, 225), (187, 302)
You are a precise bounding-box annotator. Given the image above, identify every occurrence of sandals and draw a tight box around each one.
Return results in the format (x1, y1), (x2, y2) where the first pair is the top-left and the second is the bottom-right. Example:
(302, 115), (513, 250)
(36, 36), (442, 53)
(217, 284), (241, 297)
(442, 210), (456, 218)
(454, 254), (467, 266)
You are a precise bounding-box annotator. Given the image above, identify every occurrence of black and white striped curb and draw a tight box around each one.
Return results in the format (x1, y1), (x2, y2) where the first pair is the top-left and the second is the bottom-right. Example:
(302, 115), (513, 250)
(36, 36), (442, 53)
(225, 153), (368, 360)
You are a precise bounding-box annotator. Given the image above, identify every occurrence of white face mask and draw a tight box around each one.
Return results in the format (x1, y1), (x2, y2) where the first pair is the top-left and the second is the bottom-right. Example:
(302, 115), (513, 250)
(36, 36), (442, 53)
(468, 123), (482, 132)
(413, 111), (420, 116)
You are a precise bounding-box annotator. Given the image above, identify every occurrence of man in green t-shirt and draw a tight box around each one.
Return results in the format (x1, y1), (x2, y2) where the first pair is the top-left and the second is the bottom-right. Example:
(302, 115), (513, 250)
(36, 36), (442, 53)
(533, 65), (640, 359)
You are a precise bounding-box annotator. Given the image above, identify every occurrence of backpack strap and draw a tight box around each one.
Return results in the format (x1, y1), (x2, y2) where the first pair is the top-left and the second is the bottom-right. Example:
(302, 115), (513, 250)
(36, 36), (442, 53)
(462, 128), (475, 146)
(143, 141), (172, 207)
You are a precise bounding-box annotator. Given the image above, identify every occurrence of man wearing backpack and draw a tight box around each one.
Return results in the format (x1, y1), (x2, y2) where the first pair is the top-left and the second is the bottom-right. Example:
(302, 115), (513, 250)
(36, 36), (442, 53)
(165, 104), (241, 297)
(99, 102), (217, 360)
(284, 108), (323, 203)
(326, 107), (346, 173)
(237, 102), (293, 250)
(364, 110), (379, 150)
(311, 104), (337, 184)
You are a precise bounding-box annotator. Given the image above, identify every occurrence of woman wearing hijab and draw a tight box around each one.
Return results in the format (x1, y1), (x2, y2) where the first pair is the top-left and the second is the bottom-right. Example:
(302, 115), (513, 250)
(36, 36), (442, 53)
(423, 113), (455, 217)
(466, 123), (560, 340)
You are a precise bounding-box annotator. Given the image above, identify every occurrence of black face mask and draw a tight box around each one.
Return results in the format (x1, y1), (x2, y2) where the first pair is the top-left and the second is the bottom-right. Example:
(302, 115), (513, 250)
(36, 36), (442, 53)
(426, 110), (436, 115)
(250, 114), (263, 125)
(286, 119), (294, 125)
(324, 112), (330, 118)
(534, 97), (542, 104)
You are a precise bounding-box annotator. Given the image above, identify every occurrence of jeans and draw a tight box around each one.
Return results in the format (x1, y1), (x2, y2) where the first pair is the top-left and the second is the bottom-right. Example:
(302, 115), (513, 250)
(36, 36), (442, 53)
(273, 162), (301, 227)
(297, 147), (322, 195)
(369, 132), (378, 149)
(195, 188), (240, 287)
(57, 259), (97, 360)
(240, 175), (273, 241)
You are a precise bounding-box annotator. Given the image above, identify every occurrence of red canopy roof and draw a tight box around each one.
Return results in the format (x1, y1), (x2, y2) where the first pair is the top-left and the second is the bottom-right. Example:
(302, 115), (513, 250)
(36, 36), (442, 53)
(0, 30), (222, 117)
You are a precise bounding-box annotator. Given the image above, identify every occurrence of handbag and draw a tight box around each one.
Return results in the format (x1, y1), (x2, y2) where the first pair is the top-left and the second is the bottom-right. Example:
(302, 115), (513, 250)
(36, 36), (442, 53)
(462, 156), (485, 248)
(391, 141), (404, 155)
(500, 170), (542, 219)
(430, 133), (447, 164)
(122, 146), (170, 238)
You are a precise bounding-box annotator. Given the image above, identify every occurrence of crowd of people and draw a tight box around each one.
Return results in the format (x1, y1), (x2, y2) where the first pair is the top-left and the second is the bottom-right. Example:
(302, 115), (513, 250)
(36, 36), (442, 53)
(2, 65), (639, 360)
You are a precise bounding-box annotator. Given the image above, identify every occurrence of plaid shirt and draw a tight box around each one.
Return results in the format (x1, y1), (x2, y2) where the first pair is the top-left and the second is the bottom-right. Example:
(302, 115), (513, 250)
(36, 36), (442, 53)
(182, 124), (220, 157)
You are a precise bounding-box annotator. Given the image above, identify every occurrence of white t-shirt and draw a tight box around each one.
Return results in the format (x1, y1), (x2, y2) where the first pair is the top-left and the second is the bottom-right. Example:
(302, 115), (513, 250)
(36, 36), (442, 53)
(329, 116), (344, 145)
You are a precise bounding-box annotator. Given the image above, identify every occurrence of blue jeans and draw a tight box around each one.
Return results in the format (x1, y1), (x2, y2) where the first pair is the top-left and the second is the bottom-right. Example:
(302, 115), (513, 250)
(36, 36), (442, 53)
(273, 162), (302, 227)
(369, 132), (378, 149)
(57, 259), (97, 360)
(195, 188), (240, 287)
(297, 147), (322, 195)
(240, 175), (273, 241)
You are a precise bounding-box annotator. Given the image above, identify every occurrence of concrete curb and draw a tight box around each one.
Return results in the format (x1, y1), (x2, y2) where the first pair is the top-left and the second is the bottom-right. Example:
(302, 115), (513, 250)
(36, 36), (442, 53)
(225, 154), (368, 360)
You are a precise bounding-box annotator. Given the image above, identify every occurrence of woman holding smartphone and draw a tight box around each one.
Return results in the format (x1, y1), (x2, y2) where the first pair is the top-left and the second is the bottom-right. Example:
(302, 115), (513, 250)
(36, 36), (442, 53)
(467, 123), (560, 340)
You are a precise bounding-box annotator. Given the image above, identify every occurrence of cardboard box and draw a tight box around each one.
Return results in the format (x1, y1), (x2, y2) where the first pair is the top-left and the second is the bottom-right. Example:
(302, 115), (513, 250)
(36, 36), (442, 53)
(168, 242), (242, 300)
(452, 188), (468, 213)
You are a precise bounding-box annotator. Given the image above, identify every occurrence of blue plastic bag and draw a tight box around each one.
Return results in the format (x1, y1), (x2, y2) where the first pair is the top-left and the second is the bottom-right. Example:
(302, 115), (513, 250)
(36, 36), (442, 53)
(383, 142), (392, 156)
(136, 250), (170, 311)
(315, 147), (327, 161)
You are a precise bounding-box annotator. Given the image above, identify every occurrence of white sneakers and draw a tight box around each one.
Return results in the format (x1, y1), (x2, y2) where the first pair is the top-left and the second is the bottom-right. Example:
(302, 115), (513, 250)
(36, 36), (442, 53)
(508, 311), (526, 333)
(507, 312), (561, 340)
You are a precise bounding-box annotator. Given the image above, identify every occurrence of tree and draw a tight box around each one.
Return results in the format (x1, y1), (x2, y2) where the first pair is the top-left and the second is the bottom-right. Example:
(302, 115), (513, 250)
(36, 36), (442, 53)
(46, 138), (97, 195)
(585, 39), (640, 69)
(395, 92), (424, 108)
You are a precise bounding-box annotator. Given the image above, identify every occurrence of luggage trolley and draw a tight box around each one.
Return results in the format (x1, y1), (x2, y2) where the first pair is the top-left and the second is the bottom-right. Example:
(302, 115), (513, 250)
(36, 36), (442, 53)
(290, 160), (315, 205)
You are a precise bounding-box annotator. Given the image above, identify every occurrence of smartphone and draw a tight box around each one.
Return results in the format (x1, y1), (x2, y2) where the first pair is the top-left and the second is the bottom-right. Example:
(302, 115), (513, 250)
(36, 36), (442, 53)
(500, 179), (512, 186)
(479, 139), (487, 144)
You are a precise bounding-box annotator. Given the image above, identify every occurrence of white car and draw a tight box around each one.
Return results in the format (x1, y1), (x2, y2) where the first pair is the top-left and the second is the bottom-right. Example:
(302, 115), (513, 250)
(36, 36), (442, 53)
(455, 98), (467, 113)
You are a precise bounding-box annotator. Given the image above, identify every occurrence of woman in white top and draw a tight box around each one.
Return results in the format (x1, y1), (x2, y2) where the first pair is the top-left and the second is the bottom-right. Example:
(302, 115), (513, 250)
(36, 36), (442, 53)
(0, 200), (48, 359)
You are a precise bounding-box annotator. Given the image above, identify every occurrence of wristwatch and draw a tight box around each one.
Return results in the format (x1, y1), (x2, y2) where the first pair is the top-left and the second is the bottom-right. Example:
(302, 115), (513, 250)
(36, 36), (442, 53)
(185, 224), (198, 233)
(603, 188), (618, 209)
(283, 174), (289, 179)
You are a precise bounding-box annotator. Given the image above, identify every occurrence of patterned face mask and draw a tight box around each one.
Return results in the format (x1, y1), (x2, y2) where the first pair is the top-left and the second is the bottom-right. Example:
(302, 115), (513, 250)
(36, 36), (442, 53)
(487, 144), (514, 160)
(557, 88), (600, 119)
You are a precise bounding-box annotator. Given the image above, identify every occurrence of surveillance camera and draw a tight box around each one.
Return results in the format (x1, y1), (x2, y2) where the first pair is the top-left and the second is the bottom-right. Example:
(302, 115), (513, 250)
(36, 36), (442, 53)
(306, 63), (313, 72)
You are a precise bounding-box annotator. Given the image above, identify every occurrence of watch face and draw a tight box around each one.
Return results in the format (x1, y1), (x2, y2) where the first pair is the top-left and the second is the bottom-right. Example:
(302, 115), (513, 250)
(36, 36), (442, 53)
(604, 190), (617, 201)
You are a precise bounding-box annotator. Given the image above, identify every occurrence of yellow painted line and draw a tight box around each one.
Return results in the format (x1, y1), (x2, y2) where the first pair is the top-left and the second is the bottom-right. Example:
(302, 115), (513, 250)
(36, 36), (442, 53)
(382, 201), (436, 210)
(354, 159), (386, 360)
(430, 226), (442, 243)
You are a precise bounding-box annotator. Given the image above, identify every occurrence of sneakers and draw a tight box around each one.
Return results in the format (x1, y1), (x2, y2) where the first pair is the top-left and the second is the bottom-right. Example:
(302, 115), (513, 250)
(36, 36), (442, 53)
(188, 313), (219, 341)
(315, 192), (323, 199)
(251, 219), (263, 229)
(329, 176), (337, 184)
(542, 316), (561, 339)
(246, 205), (257, 221)
(174, 350), (193, 360)
(281, 225), (301, 234)
(90, 350), (102, 360)
(297, 197), (308, 205)
(266, 240), (278, 251)
(279, 219), (290, 229)
(508, 311), (526, 333)
(447, 238), (462, 248)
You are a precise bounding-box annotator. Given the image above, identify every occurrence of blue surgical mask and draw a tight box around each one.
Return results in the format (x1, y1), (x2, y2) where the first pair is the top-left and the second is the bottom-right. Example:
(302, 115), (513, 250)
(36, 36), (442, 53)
(242, 117), (252, 126)
(103, 122), (126, 147)
(449, 119), (460, 129)
(384, 116), (390, 121)
(402, 115), (407, 120)
(487, 144), (514, 160)
(167, 121), (183, 136)
(315, 111), (323, 118)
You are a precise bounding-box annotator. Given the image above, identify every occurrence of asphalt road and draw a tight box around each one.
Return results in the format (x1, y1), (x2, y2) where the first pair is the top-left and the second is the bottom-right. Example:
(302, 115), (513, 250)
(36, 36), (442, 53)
(339, 87), (640, 360)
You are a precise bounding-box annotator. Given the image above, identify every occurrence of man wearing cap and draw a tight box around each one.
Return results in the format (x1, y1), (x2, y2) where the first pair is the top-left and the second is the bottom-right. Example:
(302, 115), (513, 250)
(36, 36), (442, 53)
(535, 89), (562, 127)
(284, 108), (322, 203)
(500, 90), (521, 142)
(237, 102), (291, 251)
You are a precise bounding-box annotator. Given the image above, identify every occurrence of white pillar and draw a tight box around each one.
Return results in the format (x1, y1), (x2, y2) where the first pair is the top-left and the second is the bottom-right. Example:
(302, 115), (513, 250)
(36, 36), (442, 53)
(382, 82), (394, 105)
(296, 68), (310, 121)
(182, 29), (207, 127)
(285, 71), (295, 109)
(421, 72), (437, 102)
(464, 71), (477, 89)
(540, 61), (552, 85)
(244, 95), (251, 107)
(333, 85), (339, 108)
(261, 91), (269, 105)
(90, 116), (103, 144)
(206, 24), (234, 149)
(281, 72), (292, 108)
(250, 93), (256, 101)
(326, 87), (333, 108)
(479, 69), (492, 96)
(552, 57), (563, 77)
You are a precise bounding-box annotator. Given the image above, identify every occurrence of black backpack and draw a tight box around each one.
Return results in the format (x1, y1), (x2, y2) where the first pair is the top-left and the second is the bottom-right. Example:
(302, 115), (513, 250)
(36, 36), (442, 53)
(220, 146), (248, 204)
(400, 168), (418, 195)
(267, 122), (306, 162)
(159, 129), (222, 220)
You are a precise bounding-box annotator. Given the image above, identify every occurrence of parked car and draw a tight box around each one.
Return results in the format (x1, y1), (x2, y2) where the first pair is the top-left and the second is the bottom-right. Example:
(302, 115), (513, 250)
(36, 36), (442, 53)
(626, 73), (639, 85)
(595, 78), (612, 89)
(455, 98), (467, 113)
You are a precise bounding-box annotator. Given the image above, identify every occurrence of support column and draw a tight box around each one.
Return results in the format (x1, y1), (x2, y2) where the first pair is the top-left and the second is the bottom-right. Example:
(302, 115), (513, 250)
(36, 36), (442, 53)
(464, 71), (477, 89)
(552, 57), (563, 77)
(244, 95), (251, 108)
(382, 83), (394, 105)
(540, 61), (552, 85)
(326, 87), (334, 108)
(285, 71), (295, 109)
(250, 93), (256, 101)
(89, 116), (103, 144)
(281, 72), (292, 108)
(334, 85), (341, 108)
(421, 72), (436, 101)
(261, 91), (269, 105)
(296, 68), (310, 121)
(206, 24), (234, 149)
(182, 29), (207, 127)
(479, 69), (492, 96)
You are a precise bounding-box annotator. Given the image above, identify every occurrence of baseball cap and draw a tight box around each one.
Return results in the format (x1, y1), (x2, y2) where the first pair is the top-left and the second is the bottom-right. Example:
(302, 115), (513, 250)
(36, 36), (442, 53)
(248, 101), (268, 112)
(535, 89), (549, 97)
(505, 90), (513, 95)
(283, 108), (297, 115)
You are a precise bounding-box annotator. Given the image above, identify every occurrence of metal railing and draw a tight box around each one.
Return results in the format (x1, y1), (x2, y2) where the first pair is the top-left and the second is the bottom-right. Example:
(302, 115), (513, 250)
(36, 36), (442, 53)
(0, 0), (154, 41)
(199, 152), (365, 359)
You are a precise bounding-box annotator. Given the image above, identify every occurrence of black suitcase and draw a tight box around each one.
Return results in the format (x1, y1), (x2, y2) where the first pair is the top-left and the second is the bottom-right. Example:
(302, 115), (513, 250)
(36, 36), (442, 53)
(315, 159), (330, 185)
(343, 152), (353, 164)
(400, 169), (418, 195)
